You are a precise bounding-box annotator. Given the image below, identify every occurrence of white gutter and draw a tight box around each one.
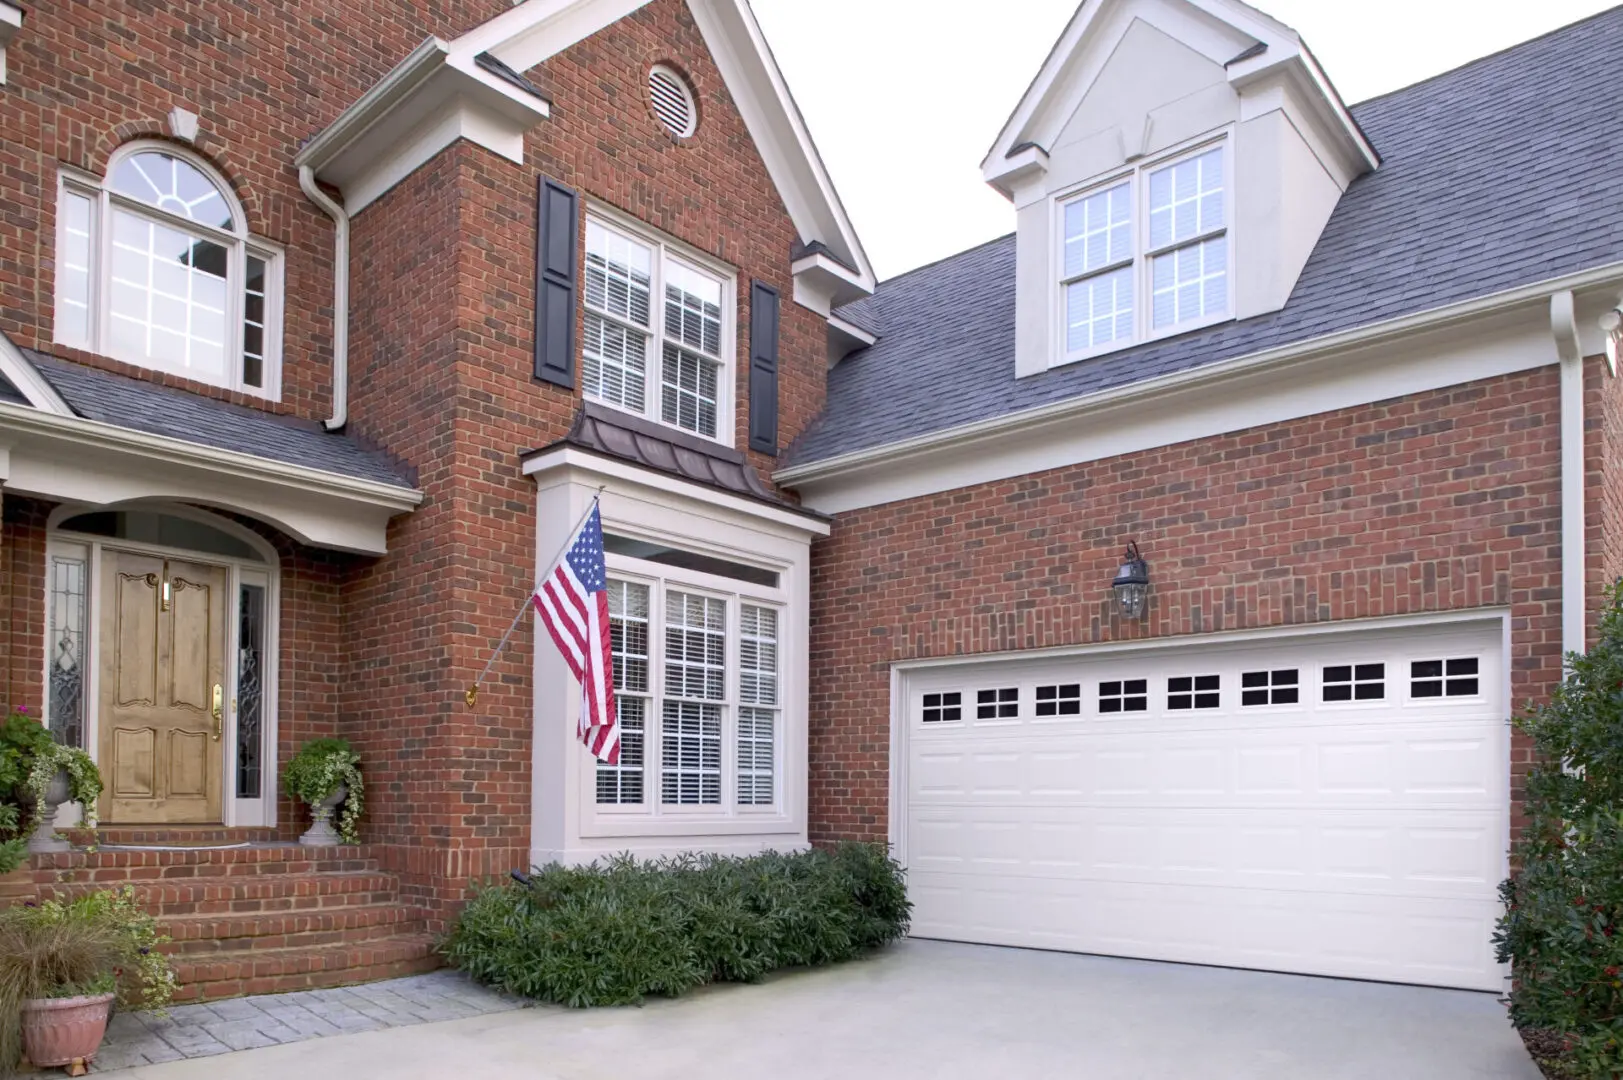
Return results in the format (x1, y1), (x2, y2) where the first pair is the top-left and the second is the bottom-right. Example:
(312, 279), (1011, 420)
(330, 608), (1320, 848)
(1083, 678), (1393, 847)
(1550, 290), (1586, 661)
(299, 166), (350, 432)
(778, 258), (1623, 487)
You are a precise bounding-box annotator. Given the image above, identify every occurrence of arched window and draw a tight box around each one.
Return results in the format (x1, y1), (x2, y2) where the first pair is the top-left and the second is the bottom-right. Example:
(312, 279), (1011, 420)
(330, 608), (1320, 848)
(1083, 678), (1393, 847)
(54, 142), (281, 396)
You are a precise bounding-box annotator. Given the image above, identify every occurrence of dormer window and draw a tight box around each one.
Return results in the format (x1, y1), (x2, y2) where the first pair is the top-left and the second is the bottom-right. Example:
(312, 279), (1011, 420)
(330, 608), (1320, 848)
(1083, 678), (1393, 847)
(1058, 139), (1230, 365)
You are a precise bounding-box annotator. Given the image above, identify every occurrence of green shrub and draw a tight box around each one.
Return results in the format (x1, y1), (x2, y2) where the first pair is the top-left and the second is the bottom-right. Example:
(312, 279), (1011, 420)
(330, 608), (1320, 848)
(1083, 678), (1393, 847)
(442, 844), (910, 1007)
(1497, 584), (1623, 1078)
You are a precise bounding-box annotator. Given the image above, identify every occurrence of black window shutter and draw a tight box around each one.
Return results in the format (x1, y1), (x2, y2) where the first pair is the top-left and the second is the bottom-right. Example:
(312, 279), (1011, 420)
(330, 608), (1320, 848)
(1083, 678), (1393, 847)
(748, 280), (780, 454)
(533, 176), (579, 388)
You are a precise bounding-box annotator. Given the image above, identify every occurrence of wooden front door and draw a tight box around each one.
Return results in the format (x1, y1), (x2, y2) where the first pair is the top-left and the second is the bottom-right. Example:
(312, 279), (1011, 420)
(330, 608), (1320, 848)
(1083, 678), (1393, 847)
(99, 551), (227, 824)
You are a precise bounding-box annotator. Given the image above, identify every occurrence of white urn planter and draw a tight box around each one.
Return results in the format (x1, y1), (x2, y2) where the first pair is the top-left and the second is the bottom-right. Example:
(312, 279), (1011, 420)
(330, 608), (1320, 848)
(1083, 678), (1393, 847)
(299, 783), (348, 847)
(26, 768), (72, 853)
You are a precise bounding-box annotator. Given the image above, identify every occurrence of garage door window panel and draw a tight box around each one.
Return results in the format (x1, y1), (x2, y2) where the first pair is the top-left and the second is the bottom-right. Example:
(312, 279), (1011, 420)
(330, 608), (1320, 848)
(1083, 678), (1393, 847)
(921, 692), (963, 724)
(1099, 679), (1148, 713)
(976, 687), (1020, 721)
(1035, 684), (1082, 717)
(1411, 657), (1480, 699)
(1323, 663), (1386, 703)
(1241, 669), (1299, 706)
(1168, 674), (1220, 710)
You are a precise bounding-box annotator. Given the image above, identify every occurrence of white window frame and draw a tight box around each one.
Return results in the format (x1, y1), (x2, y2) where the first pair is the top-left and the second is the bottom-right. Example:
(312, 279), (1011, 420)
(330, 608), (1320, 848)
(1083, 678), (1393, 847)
(593, 549), (787, 824)
(582, 204), (736, 447)
(53, 141), (285, 399)
(1052, 131), (1234, 367)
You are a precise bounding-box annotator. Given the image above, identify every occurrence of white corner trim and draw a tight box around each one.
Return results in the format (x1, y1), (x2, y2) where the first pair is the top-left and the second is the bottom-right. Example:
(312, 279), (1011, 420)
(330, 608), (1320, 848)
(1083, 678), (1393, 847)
(0, 0), (21, 85)
(777, 260), (1623, 514)
(523, 445), (829, 538)
(828, 313), (876, 349)
(0, 336), (73, 415)
(1552, 290), (1587, 661)
(294, 37), (551, 216)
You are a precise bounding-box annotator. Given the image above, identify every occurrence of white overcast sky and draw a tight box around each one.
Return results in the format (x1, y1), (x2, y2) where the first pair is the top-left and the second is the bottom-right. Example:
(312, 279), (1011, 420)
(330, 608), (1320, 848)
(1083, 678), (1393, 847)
(750, 0), (1618, 280)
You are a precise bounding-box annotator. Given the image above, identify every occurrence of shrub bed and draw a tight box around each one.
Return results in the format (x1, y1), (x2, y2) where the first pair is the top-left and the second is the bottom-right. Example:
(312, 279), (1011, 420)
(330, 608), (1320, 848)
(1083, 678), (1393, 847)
(442, 844), (911, 1007)
(1497, 584), (1623, 1079)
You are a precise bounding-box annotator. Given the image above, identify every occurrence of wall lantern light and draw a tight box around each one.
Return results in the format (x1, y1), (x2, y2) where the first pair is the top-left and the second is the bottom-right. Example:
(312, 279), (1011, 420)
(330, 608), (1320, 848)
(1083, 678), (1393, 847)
(1112, 541), (1149, 620)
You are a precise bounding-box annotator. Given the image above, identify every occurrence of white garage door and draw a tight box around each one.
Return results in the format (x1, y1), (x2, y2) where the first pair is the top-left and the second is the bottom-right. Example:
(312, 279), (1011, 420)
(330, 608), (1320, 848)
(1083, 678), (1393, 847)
(902, 620), (1508, 990)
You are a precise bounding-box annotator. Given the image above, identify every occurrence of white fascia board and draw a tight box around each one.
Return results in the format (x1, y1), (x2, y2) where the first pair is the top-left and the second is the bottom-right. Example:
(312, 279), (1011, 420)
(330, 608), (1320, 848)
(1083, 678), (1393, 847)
(0, 337), (72, 415)
(465, 0), (652, 70)
(688, 0), (875, 298)
(827, 313), (876, 368)
(776, 260), (1623, 513)
(523, 445), (830, 539)
(0, 401), (421, 553)
(295, 37), (551, 215)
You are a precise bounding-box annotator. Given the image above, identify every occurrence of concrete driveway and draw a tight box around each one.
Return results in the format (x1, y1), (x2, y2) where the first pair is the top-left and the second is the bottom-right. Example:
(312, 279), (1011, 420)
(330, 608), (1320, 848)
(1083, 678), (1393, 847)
(99, 940), (1539, 1080)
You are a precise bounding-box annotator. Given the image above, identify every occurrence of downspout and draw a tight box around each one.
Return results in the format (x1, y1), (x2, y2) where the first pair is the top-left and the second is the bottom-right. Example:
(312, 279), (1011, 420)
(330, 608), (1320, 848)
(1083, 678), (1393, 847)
(298, 166), (349, 432)
(1550, 290), (1585, 661)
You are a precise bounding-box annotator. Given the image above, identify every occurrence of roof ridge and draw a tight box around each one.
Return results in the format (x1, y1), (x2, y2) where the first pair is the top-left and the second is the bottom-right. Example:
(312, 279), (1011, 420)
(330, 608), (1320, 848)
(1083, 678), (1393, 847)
(1350, 3), (1622, 111)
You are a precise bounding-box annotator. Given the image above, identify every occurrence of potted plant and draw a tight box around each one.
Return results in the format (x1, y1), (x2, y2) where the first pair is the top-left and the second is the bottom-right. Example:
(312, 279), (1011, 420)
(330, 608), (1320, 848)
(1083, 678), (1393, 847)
(1, 708), (101, 856)
(0, 886), (175, 1077)
(283, 737), (364, 846)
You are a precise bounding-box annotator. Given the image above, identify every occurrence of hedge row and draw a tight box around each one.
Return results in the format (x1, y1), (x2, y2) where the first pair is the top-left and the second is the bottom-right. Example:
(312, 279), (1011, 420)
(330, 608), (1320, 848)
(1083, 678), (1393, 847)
(442, 844), (911, 1007)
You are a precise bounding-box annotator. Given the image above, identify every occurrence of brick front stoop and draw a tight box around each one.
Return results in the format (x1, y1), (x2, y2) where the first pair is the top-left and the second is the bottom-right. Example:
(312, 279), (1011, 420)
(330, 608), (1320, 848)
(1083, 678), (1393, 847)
(18, 841), (439, 1001)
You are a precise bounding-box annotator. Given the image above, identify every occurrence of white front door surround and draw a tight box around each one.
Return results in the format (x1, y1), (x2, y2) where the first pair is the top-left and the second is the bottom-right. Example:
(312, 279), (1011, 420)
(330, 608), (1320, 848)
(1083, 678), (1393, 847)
(893, 612), (1510, 991)
(44, 505), (281, 828)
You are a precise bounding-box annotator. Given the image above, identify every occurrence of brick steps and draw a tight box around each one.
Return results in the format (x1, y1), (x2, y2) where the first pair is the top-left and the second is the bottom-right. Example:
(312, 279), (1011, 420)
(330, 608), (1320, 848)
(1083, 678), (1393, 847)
(64, 826), (281, 847)
(24, 838), (439, 1000)
(159, 904), (429, 954)
(169, 933), (442, 1002)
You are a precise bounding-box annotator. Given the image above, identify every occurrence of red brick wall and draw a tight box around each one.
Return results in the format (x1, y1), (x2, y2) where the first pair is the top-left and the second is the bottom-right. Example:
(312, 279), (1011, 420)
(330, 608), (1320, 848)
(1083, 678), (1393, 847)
(0, 0), (509, 418)
(0, 496), (50, 714)
(805, 368), (1591, 847)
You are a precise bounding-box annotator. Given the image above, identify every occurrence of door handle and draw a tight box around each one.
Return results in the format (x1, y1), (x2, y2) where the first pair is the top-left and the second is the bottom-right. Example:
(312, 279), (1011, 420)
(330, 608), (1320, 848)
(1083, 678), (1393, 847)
(211, 684), (223, 741)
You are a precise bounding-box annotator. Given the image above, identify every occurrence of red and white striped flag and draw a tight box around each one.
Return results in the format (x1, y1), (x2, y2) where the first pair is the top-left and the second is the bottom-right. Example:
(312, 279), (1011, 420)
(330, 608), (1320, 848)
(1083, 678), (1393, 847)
(532, 501), (619, 765)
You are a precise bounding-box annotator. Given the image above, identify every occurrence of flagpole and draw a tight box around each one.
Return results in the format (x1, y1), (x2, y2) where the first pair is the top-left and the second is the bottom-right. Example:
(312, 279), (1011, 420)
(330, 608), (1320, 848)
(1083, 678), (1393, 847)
(464, 492), (604, 709)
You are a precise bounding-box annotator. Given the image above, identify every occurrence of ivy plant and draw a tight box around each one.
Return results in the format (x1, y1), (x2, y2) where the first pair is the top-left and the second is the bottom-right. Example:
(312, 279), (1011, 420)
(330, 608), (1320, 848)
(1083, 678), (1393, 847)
(282, 737), (364, 844)
(0, 707), (102, 864)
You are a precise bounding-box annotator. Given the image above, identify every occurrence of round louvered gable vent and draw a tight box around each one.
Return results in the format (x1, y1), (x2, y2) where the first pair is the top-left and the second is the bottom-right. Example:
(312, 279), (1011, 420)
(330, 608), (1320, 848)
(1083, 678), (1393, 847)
(648, 64), (697, 138)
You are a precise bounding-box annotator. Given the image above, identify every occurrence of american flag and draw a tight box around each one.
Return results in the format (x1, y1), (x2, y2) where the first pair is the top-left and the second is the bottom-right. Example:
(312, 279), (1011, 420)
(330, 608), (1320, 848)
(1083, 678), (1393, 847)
(532, 501), (619, 765)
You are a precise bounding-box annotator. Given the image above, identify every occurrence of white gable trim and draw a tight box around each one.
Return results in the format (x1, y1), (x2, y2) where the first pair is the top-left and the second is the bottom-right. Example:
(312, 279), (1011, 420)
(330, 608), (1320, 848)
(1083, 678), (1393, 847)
(0, 336), (73, 415)
(297, 0), (874, 308)
(982, 0), (1377, 199)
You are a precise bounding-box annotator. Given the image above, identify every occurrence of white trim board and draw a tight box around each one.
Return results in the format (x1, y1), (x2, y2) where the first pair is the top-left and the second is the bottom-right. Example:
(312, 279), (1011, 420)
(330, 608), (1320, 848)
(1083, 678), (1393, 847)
(0, 401), (421, 554)
(0, 335), (72, 415)
(780, 267), (1623, 514)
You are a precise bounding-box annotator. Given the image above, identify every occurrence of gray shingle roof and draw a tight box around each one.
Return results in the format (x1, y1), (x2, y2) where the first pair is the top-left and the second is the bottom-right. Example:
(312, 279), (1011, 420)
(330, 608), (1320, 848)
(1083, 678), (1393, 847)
(26, 352), (416, 490)
(789, 6), (1623, 467)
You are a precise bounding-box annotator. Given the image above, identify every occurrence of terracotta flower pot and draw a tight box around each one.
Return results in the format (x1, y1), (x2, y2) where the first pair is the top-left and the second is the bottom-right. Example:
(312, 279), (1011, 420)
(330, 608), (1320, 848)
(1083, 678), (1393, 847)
(19, 992), (115, 1075)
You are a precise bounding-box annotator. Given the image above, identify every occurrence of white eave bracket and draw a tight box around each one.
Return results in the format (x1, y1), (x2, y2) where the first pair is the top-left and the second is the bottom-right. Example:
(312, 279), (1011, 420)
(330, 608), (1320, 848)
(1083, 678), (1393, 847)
(294, 37), (552, 216)
(0, 2), (23, 85)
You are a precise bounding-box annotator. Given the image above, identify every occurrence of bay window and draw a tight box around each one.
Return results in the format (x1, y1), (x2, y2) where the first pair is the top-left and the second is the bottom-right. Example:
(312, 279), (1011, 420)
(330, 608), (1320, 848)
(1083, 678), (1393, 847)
(582, 214), (733, 442)
(1059, 138), (1230, 363)
(55, 142), (283, 397)
(597, 541), (782, 814)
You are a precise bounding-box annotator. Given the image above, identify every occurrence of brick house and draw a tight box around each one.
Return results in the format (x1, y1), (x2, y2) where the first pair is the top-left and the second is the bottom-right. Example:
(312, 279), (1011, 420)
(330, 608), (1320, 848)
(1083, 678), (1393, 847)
(0, 0), (1618, 1000)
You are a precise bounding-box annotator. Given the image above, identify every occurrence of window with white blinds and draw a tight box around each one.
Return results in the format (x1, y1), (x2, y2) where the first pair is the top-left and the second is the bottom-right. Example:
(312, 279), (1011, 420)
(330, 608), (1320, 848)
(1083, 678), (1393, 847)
(582, 215), (732, 442)
(595, 565), (782, 815)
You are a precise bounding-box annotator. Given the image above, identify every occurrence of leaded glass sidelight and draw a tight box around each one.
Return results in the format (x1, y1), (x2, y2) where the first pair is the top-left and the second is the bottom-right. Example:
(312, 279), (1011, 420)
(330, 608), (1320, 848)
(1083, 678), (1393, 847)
(236, 583), (266, 799)
(47, 554), (88, 748)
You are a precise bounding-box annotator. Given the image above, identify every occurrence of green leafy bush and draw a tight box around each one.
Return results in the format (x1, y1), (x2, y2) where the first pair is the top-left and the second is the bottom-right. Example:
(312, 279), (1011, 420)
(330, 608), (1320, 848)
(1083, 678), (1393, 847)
(0, 707), (103, 874)
(282, 737), (364, 844)
(1497, 584), (1623, 1078)
(442, 844), (910, 1007)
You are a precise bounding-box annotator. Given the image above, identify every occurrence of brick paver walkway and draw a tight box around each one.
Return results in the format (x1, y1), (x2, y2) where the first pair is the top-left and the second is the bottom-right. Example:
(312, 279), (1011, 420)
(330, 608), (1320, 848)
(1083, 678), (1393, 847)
(91, 971), (522, 1071)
